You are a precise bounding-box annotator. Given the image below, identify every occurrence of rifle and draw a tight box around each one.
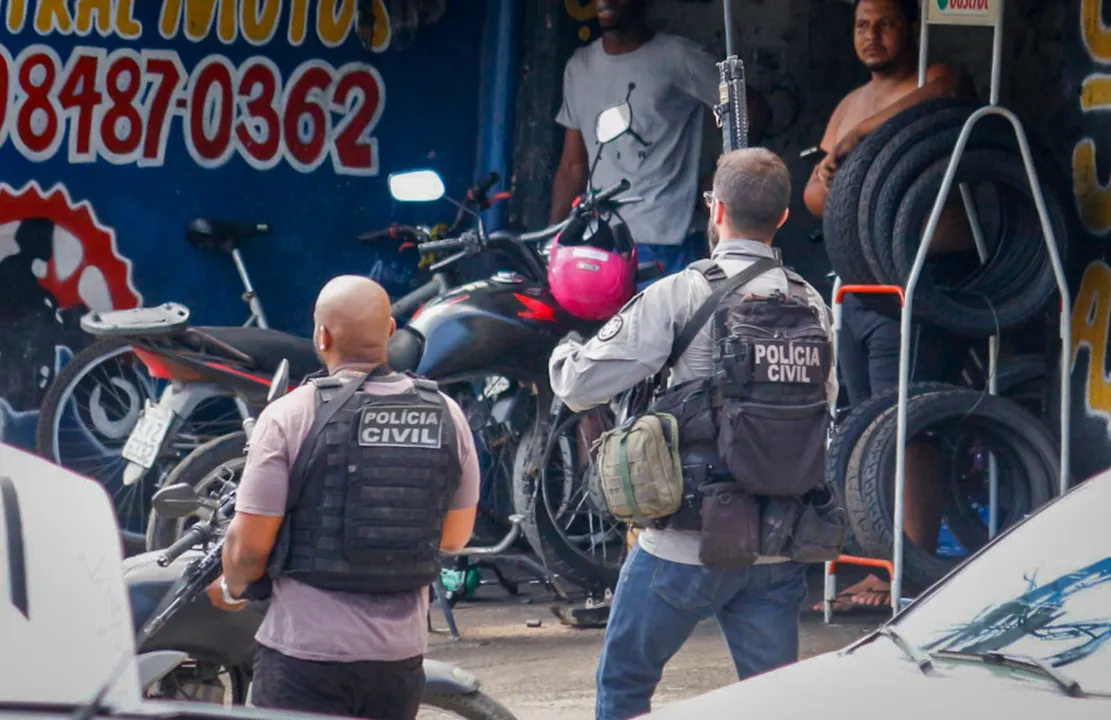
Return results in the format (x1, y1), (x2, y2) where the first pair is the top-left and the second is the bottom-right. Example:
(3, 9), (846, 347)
(714, 0), (749, 153)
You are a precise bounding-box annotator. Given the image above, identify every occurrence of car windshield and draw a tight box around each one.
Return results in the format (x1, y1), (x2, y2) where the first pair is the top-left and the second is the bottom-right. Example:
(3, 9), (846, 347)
(892, 473), (1111, 693)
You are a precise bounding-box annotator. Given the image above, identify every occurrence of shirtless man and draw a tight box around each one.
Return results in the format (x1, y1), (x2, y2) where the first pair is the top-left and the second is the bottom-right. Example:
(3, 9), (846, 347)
(804, 0), (976, 610)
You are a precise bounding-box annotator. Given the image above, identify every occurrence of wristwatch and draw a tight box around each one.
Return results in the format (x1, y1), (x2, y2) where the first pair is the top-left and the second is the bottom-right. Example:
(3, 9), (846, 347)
(220, 577), (248, 606)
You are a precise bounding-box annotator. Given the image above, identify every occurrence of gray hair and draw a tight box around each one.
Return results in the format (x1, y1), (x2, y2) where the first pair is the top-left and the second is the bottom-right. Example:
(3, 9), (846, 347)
(712, 148), (791, 238)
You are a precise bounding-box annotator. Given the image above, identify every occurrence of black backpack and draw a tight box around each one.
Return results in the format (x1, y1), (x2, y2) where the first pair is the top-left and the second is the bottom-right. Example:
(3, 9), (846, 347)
(661, 256), (833, 499)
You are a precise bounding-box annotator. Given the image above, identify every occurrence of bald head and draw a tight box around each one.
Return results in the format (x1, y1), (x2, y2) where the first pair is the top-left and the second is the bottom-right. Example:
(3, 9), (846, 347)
(313, 275), (395, 371)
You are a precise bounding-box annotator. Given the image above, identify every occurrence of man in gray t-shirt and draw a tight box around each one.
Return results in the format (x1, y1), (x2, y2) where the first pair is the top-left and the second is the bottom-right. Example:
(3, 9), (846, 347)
(550, 0), (767, 282)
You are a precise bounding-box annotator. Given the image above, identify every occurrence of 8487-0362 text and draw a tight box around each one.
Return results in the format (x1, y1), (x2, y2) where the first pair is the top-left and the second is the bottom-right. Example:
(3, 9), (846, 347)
(0, 43), (385, 175)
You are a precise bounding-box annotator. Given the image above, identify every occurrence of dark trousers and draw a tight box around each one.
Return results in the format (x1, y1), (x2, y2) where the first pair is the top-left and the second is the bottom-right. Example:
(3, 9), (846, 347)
(838, 294), (971, 405)
(595, 545), (807, 720)
(252, 644), (425, 720)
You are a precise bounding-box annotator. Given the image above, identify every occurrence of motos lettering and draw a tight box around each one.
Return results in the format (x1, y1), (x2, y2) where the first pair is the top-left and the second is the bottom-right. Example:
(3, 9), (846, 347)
(752, 340), (825, 385)
(357, 405), (444, 449)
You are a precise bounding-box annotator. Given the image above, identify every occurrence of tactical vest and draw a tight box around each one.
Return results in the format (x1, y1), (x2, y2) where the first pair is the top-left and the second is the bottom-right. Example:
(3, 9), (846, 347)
(650, 257), (833, 531)
(273, 371), (461, 594)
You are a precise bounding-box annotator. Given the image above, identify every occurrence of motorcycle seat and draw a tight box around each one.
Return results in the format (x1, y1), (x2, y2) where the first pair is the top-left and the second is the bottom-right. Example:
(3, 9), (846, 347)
(186, 218), (271, 253)
(193, 327), (322, 381)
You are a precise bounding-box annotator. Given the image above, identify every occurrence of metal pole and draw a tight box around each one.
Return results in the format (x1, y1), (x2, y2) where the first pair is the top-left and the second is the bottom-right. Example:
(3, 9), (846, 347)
(231, 248), (269, 329)
(891, 116), (981, 614)
(1007, 120), (1072, 496)
(892, 106), (1073, 613)
(990, 0), (1005, 105)
(917, 0), (929, 88)
(957, 182), (1001, 538)
(723, 0), (735, 58)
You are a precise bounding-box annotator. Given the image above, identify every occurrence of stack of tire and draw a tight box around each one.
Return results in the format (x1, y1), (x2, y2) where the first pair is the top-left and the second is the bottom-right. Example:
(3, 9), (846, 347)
(827, 383), (1061, 591)
(823, 98), (1072, 590)
(823, 98), (1072, 336)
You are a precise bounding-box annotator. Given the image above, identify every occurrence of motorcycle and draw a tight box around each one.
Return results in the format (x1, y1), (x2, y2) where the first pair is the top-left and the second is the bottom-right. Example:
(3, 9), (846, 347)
(379, 103), (659, 590)
(147, 102), (656, 595)
(49, 175), (504, 550)
(127, 360), (519, 720)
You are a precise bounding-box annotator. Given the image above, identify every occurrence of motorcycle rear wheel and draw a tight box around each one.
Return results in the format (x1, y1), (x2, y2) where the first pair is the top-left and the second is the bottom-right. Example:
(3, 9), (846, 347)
(511, 408), (626, 591)
(35, 337), (241, 542)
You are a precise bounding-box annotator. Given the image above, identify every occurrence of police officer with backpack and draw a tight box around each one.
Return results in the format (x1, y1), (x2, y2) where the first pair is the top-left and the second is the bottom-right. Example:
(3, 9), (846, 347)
(208, 275), (479, 720)
(549, 148), (844, 720)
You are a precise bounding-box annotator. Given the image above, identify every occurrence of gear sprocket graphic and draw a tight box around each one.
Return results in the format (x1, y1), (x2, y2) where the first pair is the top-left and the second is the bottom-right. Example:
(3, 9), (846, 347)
(0, 181), (142, 311)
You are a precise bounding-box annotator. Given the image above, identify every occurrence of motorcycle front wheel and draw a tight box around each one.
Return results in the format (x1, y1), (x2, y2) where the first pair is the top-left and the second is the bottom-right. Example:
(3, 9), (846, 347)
(420, 691), (519, 720)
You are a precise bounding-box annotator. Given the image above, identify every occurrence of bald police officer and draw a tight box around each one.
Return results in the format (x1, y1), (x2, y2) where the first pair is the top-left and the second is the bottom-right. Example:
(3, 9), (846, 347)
(210, 276), (479, 720)
(550, 148), (838, 720)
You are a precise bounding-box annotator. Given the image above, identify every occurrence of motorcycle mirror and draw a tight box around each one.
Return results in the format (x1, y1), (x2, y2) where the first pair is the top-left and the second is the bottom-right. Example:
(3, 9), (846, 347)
(388, 169), (446, 203)
(267, 359), (290, 404)
(151, 483), (203, 518)
(595, 103), (632, 145)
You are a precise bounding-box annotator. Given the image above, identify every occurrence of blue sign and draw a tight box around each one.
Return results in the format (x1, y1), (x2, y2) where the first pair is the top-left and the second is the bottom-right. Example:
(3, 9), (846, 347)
(0, 0), (488, 450)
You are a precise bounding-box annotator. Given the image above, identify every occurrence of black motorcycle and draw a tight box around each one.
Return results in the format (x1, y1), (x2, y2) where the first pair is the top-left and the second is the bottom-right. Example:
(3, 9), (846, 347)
(126, 361), (519, 720)
(380, 102), (656, 591)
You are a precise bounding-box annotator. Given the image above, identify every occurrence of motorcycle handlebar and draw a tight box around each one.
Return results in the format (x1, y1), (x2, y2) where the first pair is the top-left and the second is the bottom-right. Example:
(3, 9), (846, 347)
(156, 522), (213, 567)
(416, 237), (469, 254)
(359, 224), (425, 245)
(473, 172), (499, 197)
(591, 179), (631, 207)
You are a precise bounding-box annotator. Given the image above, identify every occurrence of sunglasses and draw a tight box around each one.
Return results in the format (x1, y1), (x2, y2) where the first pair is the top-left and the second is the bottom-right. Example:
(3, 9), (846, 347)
(703, 190), (715, 208)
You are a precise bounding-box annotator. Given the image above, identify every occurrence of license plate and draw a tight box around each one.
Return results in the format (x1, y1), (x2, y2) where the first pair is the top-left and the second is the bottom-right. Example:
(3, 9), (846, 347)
(121, 406), (176, 469)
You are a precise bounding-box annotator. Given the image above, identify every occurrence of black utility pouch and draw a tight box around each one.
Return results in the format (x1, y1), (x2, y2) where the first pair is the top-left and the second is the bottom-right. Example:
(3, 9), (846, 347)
(698, 482), (760, 569)
(787, 488), (848, 563)
(760, 497), (803, 557)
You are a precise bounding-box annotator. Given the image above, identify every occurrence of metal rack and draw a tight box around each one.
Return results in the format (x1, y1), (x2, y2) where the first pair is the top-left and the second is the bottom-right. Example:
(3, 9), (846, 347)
(826, 0), (1072, 618)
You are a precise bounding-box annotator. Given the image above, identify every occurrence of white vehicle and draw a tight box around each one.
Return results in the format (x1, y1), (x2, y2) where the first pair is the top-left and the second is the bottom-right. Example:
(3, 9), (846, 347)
(0, 440), (516, 719)
(647, 472), (1111, 718)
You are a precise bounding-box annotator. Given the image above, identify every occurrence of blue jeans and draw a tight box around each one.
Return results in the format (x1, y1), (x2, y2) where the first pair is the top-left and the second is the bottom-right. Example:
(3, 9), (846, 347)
(636, 230), (708, 291)
(595, 545), (808, 720)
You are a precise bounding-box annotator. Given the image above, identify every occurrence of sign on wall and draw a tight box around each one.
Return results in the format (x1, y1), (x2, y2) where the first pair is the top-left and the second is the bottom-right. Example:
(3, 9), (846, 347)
(1058, 0), (1111, 479)
(0, 0), (486, 452)
(0, 0), (390, 173)
(925, 0), (999, 27)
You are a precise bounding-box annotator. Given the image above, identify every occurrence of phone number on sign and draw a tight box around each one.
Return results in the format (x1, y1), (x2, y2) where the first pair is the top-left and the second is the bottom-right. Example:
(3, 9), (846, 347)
(0, 44), (385, 175)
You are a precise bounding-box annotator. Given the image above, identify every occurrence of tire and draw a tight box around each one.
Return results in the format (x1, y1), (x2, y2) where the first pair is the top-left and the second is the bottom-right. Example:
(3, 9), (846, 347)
(891, 149), (1071, 336)
(148, 661), (250, 704)
(146, 431), (247, 551)
(823, 98), (973, 286)
(511, 416), (623, 591)
(826, 382), (952, 556)
(865, 112), (1015, 287)
(844, 387), (1057, 591)
(35, 337), (137, 461)
(421, 691), (519, 720)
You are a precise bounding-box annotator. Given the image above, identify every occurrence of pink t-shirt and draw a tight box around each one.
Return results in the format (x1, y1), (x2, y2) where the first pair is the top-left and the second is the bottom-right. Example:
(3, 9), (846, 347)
(235, 373), (480, 662)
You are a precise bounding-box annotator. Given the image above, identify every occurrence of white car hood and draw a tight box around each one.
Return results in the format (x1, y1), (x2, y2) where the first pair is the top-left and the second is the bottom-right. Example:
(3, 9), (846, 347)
(0, 444), (142, 708)
(647, 640), (1109, 719)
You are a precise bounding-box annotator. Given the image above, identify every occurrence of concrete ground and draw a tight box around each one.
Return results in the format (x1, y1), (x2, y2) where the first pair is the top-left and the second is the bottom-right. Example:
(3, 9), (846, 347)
(425, 568), (884, 719)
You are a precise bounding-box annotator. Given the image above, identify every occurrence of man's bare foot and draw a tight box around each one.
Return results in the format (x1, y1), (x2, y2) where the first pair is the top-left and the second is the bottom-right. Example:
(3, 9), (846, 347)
(811, 573), (891, 612)
(851, 586), (891, 606)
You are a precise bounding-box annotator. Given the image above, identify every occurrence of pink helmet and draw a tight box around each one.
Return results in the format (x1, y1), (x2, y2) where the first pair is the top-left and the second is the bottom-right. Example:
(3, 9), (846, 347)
(548, 216), (638, 321)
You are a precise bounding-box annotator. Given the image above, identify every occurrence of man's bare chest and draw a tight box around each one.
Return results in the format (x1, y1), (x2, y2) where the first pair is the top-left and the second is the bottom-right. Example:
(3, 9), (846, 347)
(837, 83), (917, 141)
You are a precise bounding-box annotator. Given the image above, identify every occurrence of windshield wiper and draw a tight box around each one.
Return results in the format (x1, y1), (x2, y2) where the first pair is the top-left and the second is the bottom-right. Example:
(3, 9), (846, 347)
(878, 626), (936, 675)
(931, 650), (1085, 698)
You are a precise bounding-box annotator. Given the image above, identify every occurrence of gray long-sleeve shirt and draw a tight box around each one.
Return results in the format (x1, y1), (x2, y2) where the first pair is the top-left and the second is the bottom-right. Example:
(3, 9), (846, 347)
(549, 238), (838, 565)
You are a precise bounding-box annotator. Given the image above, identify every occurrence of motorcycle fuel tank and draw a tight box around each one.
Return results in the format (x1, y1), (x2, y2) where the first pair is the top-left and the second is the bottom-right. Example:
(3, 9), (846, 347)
(124, 550), (265, 670)
(389, 275), (596, 385)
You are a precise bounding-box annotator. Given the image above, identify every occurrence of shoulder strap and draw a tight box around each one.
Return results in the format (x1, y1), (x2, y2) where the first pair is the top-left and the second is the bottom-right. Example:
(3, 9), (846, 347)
(284, 371), (368, 513)
(665, 257), (780, 369)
